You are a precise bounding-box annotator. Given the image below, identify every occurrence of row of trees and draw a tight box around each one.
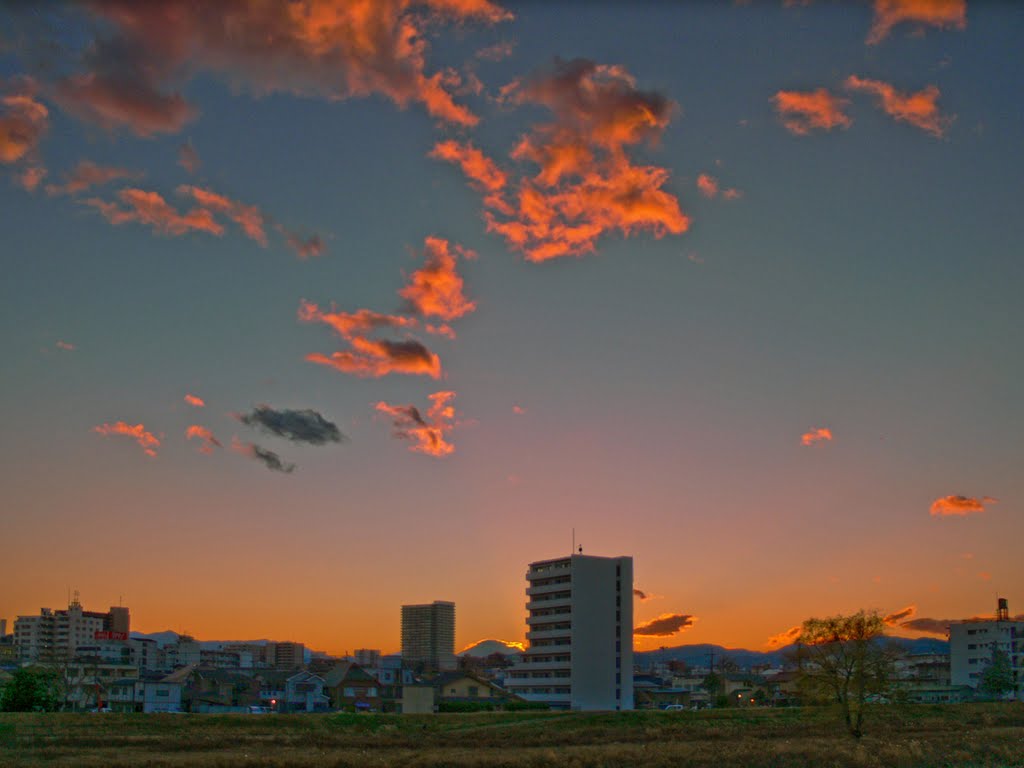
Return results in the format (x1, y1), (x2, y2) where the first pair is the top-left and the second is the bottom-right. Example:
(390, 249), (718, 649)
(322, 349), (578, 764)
(0, 668), (63, 712)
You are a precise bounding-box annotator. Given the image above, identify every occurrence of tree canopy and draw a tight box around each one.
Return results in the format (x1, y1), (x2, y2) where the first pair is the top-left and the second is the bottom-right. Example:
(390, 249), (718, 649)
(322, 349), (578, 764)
(791, 610), (897, 738)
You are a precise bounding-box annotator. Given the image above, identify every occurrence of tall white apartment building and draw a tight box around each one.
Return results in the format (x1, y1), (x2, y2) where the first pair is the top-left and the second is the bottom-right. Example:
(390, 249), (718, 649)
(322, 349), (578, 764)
(505, 553), (633, 711)
(949, 598), (1023, 700)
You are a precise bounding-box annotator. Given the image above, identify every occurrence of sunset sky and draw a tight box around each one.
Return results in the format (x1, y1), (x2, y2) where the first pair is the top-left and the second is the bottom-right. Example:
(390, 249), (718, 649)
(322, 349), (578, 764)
(1, 1), (1021, 656)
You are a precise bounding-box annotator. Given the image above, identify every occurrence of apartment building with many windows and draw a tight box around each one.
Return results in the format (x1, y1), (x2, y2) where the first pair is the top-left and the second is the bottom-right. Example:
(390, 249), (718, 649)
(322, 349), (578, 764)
(504, 553), (633, 711)
(949, 597), (1023, 700)
(401, 600), (456, 673)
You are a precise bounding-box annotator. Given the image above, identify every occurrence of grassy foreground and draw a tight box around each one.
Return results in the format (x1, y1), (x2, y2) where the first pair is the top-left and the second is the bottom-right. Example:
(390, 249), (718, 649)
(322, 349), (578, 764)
(2, 704), (1023, 767)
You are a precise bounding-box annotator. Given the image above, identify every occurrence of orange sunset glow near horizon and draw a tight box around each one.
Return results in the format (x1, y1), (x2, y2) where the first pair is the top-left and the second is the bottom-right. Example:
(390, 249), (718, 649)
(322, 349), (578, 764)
(1, 0), (1021, 659)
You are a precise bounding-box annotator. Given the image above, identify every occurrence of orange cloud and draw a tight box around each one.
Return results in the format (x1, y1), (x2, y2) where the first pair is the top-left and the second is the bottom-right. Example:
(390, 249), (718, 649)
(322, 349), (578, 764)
(58, 1), (511, 135)
(773, 89), (851, 135)
(46, 160), (143, 196)
(178, 141), (200, 174)
(375, 390), (457, 457)
(844, 76), (953, 137)
(883, 605), (916, 626)
(82, 187), (224, 237)
(512, 405), (526, 415)
(299, 301), (442, 379)
(185, 425), (222, 454)
(436, 60), (688, 261)
(867, 0), (967, 45)
(929, 495), (996, 517)
(697, 173), (719, 199)
(399, 237), (477, 324)
(177, 185), (267, 245)
(184, 394), (205, 408)
(0, 91), (48, 164)
(15, 165), (47, 192)
(765, 624), (802, 649)
(634, 613), (696, 637)
(722, 187), (743, 201)
(93, 421), (160, 457)
(800, 427), (833, 446)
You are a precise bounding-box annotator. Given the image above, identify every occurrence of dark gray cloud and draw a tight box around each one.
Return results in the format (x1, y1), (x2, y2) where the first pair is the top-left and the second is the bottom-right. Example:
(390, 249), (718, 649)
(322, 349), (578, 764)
(633, 588), (648, 601)
(634, 613), (696, 637)
(238, 405), (344, 445)
(250, 443), (295, 474)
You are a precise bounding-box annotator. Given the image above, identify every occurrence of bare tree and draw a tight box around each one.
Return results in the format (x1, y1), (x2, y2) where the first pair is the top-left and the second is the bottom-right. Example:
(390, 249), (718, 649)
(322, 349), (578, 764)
(790, 610), (898, 738)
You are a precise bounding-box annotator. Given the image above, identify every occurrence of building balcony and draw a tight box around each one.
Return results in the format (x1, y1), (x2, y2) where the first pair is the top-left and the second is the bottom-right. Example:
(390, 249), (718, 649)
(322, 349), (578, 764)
(526, 611), (571, 625)
(526, 561), (572, 580)
(526, 597), (572, 612)
(526, 582), (571, 597)
(513, 658), (571, 671)
(526, 628), (571, 642)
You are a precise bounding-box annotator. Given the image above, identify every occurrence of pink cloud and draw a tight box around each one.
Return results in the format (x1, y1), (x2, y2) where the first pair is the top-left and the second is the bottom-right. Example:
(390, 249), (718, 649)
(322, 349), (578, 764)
(697, 173), (719, 199)
(46, 160), (143, 196)
(178, 141), (200, 174)
(184, 394), (205, 408)
(55, 340), (75, 351)
(177, 184), (267, 245)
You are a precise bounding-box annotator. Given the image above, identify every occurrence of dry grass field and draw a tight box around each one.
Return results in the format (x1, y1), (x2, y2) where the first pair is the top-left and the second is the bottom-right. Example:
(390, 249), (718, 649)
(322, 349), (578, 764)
(2, 704), (1024, 767)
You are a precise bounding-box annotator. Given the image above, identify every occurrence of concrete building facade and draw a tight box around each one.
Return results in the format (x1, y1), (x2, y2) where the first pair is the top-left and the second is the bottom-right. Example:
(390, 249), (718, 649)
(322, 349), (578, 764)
(401, 601), (456, 672)
(949, 597), (1023, 700)
(504, 553), (633, 711)
(13, 596), (130, 662)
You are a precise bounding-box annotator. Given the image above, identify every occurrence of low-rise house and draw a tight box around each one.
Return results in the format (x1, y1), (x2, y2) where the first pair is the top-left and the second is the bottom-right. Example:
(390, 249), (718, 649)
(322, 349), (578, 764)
(142, 667), (188, 713)
(323, 662), (381, 711)
(185, 668), (262, 713)
(432, 671), (521, 710)
(283, 670), (329, 712)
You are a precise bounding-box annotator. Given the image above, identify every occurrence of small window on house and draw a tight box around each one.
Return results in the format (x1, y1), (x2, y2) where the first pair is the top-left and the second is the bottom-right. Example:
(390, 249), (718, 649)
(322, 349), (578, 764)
(469, 686), (479, 697)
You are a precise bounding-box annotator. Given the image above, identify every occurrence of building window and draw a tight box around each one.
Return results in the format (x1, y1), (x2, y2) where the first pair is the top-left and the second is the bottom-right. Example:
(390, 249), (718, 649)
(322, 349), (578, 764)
(469, 686), (479, 697)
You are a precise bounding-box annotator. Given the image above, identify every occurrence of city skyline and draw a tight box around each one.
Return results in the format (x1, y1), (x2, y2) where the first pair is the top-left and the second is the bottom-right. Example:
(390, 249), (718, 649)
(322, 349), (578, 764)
(2, 1), (1022, 657)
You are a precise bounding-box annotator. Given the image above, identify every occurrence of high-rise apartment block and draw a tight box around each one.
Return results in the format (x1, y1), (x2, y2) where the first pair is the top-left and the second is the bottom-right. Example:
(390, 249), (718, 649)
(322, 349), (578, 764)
(13, 595), (130, 662)
(401, 601), (456, 672)
(949, 597), (1023, 700)
(504, 554), (633, 711)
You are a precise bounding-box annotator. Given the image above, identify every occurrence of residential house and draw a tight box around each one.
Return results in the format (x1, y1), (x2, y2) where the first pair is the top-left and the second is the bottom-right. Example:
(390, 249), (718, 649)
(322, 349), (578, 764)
(283, 670), (329, 712)
(323, 662), (381, 711)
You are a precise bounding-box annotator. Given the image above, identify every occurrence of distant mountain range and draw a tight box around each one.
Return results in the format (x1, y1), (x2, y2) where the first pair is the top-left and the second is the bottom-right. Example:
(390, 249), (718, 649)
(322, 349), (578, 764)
(457, 637), (950, 668)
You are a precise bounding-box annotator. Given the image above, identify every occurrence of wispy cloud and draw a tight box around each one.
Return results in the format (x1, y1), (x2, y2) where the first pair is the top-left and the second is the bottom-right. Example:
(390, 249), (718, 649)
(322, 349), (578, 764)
(178, 141), (200, 174)
(185, 425), (221, 454)
(800, 427), (833, 446)
(634, 613), (696, 637)
(697, 173), (719, 199)
(773, 89), (851, 135)
(177, 185), (267, 245)
(231, 438), (295, 474)
(845, 76), (953, 137)
(766, 624), (802, 649)
(277, 225), (325, 259)
(82, 187), (223, 237)
(299, 301), (442, 379)
(867, 0), (967, 45)
(883, 605), (916, 626)
(55, 340), (75, 351)
(93, 421), (160, 457)
(375, 391), (457, 457)
(184, 394), (205, 408)
(45, 160), (143, 196)
(236, 405), (345, 445)
(398, 237), (476, 326)
(929, 495), (996, 517)
(15, 165), (47, 192)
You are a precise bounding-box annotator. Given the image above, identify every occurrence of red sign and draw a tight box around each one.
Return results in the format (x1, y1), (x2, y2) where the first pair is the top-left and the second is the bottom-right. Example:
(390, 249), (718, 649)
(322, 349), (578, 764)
(94, 631), (129, 641)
